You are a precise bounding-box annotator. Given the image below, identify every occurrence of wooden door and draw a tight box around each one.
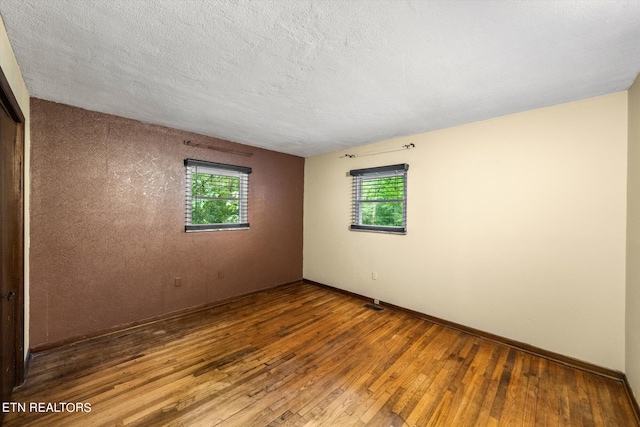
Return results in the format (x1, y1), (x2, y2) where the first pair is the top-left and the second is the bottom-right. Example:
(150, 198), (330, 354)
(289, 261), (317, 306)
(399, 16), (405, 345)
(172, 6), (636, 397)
(0, 70), (24, 410)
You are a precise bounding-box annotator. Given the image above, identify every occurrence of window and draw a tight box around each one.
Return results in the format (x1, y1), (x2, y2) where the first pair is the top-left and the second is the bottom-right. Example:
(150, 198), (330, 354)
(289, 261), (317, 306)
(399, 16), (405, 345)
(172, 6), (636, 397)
(185, 159), (251, 231)
(350, 163), (408, 234)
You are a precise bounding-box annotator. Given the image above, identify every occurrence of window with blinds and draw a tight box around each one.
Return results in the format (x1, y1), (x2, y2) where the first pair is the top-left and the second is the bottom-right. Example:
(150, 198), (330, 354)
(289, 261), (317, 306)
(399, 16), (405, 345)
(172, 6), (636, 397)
(350, 163), (408, 234)
(184, 159), (251, 232)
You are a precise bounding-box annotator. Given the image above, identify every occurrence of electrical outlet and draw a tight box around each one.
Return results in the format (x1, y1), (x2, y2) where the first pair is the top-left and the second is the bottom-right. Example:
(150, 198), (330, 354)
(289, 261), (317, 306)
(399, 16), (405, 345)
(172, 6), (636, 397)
(372, 271), (377, 280)
(174, 277), (182, 287)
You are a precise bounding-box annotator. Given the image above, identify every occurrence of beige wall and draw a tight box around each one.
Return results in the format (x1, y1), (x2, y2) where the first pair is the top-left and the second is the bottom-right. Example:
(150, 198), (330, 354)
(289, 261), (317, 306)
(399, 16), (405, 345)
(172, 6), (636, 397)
(304, 92), (628, 371)
(627, 74), (640, 397)
(0, 16), (30, 360)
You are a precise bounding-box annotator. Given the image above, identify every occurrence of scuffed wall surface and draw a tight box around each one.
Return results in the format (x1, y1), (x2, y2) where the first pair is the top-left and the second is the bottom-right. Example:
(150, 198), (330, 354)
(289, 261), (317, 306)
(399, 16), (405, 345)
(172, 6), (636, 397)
(30, 98), (304, 348)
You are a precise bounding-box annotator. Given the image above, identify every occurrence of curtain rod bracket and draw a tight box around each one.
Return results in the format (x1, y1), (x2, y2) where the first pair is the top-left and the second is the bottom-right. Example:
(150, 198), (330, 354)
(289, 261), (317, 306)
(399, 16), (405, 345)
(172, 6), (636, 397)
(340, 143), (415, 159)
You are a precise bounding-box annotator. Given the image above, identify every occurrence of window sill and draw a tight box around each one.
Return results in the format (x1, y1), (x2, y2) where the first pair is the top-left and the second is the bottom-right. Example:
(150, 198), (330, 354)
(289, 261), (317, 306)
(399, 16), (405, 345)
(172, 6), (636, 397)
(185, 223), (250, 232)
(349, 225), (406, 235)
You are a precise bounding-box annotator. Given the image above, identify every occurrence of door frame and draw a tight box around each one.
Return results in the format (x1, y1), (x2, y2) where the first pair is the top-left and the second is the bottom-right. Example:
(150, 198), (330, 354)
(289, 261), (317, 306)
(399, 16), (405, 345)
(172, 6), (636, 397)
(0, 65), (26, 388)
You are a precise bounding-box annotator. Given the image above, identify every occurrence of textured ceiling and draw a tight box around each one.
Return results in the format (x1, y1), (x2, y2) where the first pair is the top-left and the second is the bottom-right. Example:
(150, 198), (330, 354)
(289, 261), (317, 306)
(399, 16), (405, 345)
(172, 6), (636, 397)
(2, 1), (640, 157)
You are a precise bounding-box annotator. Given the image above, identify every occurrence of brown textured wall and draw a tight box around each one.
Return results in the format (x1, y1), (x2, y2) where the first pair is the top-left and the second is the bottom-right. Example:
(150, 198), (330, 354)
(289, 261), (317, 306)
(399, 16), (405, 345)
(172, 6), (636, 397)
(29, 98), (304, 348)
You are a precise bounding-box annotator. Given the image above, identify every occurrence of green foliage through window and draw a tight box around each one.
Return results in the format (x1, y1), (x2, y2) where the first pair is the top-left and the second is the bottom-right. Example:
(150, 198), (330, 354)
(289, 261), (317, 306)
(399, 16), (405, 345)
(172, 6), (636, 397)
(360, 176), (404, 227)
(191, 173), (240, 225)
(350, 164), (408, 234)
(185, 159), (251, 231)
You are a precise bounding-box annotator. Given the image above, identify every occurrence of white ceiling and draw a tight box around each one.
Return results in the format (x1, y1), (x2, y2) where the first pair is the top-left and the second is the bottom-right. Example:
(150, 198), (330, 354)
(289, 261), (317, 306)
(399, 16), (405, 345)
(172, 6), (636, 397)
(2, 1), (640, 157)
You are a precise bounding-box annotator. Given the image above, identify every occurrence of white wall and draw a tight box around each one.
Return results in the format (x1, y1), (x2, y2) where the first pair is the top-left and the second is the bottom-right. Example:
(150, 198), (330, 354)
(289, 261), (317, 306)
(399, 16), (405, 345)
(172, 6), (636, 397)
(0, 15), (30, 360)
(304, 92), (628, 371)
(627, 73), (640, 397)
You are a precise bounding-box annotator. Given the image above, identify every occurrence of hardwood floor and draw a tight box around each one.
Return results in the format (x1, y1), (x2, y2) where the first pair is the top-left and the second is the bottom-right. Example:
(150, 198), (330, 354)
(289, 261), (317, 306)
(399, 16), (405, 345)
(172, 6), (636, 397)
(4, 283), (638, 426)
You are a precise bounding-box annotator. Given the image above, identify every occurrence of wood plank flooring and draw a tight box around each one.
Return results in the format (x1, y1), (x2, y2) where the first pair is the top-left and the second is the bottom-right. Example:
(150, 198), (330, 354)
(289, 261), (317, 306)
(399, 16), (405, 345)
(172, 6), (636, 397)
(4, 283), (638, 426)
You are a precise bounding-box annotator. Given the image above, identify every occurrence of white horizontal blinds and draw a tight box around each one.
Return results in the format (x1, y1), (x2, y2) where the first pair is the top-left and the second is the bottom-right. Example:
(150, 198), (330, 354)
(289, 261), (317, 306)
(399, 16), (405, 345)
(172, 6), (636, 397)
(350, 163), (408, 234)
(352, 174), (363, 225)
(184, 159), (251, 231)
(185, 165), (194, 226)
